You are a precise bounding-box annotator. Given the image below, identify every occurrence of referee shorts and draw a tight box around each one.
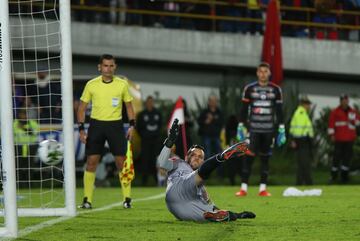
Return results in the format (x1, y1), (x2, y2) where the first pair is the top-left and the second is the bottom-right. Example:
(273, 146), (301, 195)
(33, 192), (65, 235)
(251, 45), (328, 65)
(86, 119), (127, 156)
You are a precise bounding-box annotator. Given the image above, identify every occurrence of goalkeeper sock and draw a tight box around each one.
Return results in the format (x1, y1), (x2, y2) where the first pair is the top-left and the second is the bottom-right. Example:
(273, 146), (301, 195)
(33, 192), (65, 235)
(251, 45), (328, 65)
(236, 211), (256, 219)
(84, 171), (96, 203)
(228, 211), (238, 221)
(259, 183), (267, 192)
(228, 211), (256, 220)
(241, 183), (248, 192)
(119, 172), (131, 201)
(198, 155), (222, 180)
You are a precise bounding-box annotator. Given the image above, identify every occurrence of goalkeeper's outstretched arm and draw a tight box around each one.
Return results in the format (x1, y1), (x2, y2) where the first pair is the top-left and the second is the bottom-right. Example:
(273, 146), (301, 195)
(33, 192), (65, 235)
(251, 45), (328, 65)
(158, 118), (180, 172)
(158, 146), (173, 172)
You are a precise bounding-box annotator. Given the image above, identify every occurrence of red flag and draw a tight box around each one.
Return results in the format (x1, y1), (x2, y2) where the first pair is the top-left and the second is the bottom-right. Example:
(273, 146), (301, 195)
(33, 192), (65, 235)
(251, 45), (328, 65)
(262, 0), (283, 85)
(168, 96), (187, 155)
(168, 96), (185, 130)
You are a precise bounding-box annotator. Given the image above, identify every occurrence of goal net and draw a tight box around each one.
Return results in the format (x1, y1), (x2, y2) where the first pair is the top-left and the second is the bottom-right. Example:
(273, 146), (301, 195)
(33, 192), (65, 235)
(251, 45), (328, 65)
(0, 0), (75, 237)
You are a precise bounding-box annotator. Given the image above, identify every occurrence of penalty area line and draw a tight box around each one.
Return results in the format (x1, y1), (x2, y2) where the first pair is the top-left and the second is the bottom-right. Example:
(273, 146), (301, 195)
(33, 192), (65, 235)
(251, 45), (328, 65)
(16, 192), (165, 239)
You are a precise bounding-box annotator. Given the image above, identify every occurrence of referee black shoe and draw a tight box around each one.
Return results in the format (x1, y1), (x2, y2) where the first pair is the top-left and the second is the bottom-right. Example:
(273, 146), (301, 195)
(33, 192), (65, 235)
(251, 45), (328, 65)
(78, 197), (92, 209)
(123, 197), (132, 209)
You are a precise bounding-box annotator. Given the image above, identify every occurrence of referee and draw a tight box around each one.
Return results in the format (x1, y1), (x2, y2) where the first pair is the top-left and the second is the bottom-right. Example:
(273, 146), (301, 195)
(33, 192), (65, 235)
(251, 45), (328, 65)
(77, 54), (135, 209)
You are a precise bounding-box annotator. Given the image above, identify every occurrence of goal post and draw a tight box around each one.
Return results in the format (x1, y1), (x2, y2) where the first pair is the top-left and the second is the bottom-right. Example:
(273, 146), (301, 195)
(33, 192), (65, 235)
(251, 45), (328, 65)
(0, 0), (18, 237)
(0, 0), (76, 237)
(59, 0), (76, 218)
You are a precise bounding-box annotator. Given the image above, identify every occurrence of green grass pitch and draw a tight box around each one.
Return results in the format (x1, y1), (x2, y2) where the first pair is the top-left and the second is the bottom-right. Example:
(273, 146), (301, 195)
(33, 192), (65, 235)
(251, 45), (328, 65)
(13, 185), (360, 241)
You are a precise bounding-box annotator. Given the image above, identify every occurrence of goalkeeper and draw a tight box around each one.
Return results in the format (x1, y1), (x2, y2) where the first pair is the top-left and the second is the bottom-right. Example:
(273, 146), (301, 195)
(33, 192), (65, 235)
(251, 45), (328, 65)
(158, 119), (256, 222)
(235, 62), (285, 197)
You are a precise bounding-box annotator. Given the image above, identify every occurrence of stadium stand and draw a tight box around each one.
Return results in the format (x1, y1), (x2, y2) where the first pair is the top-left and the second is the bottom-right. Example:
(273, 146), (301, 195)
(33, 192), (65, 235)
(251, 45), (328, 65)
(68, 0), (360, 41)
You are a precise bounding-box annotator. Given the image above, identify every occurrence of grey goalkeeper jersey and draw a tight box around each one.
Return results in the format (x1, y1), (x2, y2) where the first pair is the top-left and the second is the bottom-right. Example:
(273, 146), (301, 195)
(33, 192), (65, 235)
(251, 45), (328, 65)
(158, 146), (215, 221)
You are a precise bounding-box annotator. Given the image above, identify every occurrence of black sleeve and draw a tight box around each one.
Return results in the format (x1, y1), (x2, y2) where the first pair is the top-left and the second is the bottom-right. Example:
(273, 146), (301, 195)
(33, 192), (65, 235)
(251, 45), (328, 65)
(276, 103), (284, 124)
(275, 86), (284, 124)
(239, 101), (249, 123)
(239, 86), (250, 123)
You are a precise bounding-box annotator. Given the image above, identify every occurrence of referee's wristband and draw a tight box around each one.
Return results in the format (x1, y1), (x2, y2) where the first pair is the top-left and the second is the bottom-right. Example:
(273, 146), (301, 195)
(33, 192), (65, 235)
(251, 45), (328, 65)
(129, 119), (136, 128)
(78, 122), (85, 131)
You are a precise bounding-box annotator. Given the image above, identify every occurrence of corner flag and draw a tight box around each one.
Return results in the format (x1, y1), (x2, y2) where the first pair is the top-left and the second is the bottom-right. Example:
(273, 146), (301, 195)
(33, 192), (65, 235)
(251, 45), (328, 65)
(120, 141), (135, 184)
(168, 96), (187, 155)
(168, 96), (185, 130)
(120, 141), (134, 201)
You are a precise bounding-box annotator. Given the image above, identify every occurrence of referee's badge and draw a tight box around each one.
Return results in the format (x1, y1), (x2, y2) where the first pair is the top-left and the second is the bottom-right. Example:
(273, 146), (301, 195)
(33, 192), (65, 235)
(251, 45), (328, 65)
(112, 97), (119, 107)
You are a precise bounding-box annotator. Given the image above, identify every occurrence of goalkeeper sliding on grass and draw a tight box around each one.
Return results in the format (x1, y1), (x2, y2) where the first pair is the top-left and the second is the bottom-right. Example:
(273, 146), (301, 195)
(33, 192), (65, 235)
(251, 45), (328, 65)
(158, 119), (256, 222)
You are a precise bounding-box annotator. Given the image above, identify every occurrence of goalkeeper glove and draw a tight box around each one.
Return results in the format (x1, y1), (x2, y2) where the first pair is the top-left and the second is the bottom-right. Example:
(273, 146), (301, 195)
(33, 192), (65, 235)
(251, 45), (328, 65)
(276, 124), (286, 147)
(236, 122), (247, 142)
(164, 119), (179, 148)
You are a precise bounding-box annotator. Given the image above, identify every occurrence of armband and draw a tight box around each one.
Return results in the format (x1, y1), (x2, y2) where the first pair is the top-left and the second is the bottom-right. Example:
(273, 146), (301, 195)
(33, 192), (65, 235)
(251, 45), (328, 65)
(129, 119), (136, 128)
(78, 122), (85, 131)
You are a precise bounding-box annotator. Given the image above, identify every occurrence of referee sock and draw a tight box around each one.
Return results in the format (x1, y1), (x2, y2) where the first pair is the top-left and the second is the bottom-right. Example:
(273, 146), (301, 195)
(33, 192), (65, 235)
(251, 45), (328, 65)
(198, 155), (222, 180)
(84, 171), (96, 203)
(119, 173), (131, 201)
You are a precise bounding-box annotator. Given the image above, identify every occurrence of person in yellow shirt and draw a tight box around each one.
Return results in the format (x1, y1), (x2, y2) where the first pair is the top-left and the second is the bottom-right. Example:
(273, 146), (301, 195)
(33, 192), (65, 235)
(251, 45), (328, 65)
(289, 95), (314, 185)
(13, 109), (40, 182)
(77, 54), (135, 209)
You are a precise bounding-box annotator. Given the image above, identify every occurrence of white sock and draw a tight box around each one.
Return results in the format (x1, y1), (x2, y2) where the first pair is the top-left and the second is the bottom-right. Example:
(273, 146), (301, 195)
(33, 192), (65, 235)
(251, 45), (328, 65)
(259, 183), (267, 192)
(241, 183), (248, 191)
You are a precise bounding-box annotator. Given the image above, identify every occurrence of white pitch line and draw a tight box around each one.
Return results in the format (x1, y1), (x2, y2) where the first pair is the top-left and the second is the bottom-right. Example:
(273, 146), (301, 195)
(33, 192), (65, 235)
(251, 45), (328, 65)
(14, 192), (165, 239)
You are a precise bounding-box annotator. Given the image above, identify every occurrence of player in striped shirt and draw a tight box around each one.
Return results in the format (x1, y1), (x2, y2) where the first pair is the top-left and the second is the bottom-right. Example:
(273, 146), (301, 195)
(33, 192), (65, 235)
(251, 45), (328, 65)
(236, 62), (285, 197)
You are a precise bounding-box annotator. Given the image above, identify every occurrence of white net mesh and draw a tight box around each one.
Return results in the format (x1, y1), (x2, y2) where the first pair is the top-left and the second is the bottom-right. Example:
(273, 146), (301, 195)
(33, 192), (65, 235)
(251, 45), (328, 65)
(4, 0), (65, 210)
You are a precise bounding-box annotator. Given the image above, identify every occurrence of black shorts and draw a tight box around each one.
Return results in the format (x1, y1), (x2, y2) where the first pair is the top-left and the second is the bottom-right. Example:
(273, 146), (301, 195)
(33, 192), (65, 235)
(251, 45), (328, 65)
(86, 119), (127, 156)
(249, 132), (275, 156)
